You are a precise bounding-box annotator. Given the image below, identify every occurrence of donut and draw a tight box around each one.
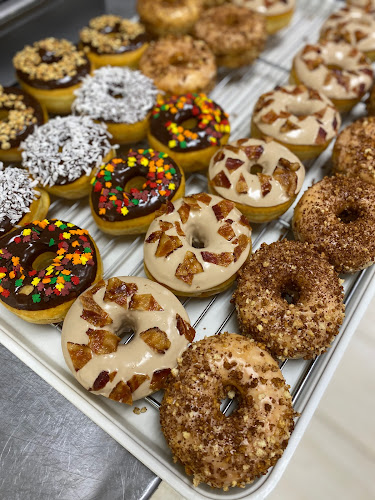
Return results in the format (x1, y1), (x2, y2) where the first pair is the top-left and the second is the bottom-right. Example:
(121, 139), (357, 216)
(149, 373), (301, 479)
(208, 138), (305, 223)
(139, 36), (217, 95)
(193, 5), (267, 68)
(0, 164), (49, 236)
(160, 332), (295, 490)
(21, 115), (114, 200)
(61, 276), (195, 404)
(90, 150), (185, 235)
(293, 175), (375, 273)
(148, 93), (230, 173)
(232, 0), (295, 34)
(347, 0), (375, 15)
(0, 86), (47, 163)
(79, 15), (149, 69)
(13, 38), (91, 115)
(144, 193), (252, 297)
(72, 66), (158, 145)
(233, 241), (345, 359)
(251, 84), (341, 161)
(136, 0), (202, 36)
(366, 83), (375, 115)
(320, 7), (375, 61)
(290, 41), (373, 112)
(0, 219), (102, 324)
(201, 0), (227, 6)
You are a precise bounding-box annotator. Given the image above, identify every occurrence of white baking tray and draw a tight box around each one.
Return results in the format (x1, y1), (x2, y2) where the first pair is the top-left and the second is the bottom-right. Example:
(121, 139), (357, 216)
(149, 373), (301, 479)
(1, 0), (374, 498)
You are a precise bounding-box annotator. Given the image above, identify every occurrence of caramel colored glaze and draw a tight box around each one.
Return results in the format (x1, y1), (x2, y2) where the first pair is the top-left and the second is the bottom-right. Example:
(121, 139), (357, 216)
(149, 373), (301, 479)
(292, 175), (375, 273)
(233, 241), (345, 360)
(160, 333), (295, 490)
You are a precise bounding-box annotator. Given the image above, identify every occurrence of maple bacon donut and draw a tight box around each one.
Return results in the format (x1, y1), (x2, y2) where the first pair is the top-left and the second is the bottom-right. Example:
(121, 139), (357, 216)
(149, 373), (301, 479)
(160, 333), (295, 490)
(233, 0), (295, 34)
(208, 138), (305, 223)
(144, 193), (252, 297)
(0, 219), (102, 324)
(62, 276), (195, 405)
(251, 85), (341, 161)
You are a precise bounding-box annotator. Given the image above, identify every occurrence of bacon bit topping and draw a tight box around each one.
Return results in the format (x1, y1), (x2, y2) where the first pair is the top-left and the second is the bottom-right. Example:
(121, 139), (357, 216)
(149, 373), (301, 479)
(86, 328), (121, 354)
(178, 202), (190, 223)
(175, 251), (204, 285)
(257, 173), (272, 197)
(92, 371), (110, 391)
(278, 157), (300, 172)
(331, 69), (350, 91)
(332, 116), (338, 131)
(154, 200), (174, 219)
(239, 214), (251, 228)
(140, 327), (171, 354)
(103, 277), (137, 307)
(212, 199), (235, 220)
(273, 166), (297, 198)
(315, 127), (328, 145)
(241, 144), (264, 160)
(261, 110), (279, 124)
(174, 221), (185, 236)
(150, 368), (171, 391)
(127, 374), (149, 393)
(314, 107), (326, 119)
(183, 196), (201, 210)
(280, 119), (300, 133)
(213, 150), (225, 162)
(303, 57), (323, 70)
(109, 380), (132, 404)
(225, 157), (244, 172)
(201, 251), (234, 267)
(80, 281), (112, 327)
(129, 293), (163, 311)
(361, 68), (373, 77)
(218, 223), (236, 241)
(224, 144), (241, 154)
(308, 88), (322, 100)
(234, 234), (250, 262)
(145, 231), (163, 243)
(212, 170), (231, 188)
(176, 314), (195, 342)
(67, 342), (92, 371)
(302, 44), (321, 56)
(191, 193), (212, 205)
(236, 173), (248, 194)
(155, 233), (183, 257)
(159, 221), (174, 232)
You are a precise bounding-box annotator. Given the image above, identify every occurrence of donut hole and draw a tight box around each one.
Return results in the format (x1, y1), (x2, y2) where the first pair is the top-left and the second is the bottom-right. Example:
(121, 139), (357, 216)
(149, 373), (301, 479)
(337, 206), (360, 224)
(180, 118), (198, 130)
(169, 53), (191, 68)
(38, 48), (62, 64)
(250, 164), (263, 175)
(220, 385), (240, 417)
(0, 109), (9, 122)
(281, 282), (301, 305)
(32, 252), (57, 271)
(187, 226), (208, 249)
(125, 176), (147, 192)
(108, 87), (124, 99)
(118, 325), (136, 345)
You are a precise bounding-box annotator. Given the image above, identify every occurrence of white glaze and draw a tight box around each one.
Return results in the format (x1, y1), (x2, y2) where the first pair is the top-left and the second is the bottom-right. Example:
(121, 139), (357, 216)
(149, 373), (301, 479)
(233, 0), (295, 16)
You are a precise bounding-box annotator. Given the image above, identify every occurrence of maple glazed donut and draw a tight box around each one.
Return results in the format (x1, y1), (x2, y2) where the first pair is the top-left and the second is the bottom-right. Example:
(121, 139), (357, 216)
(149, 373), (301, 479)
(0, 219), (102, 324)
(233, 241), (345, 360)
(251, 85), (341, 161)
(293, 175), (375, 273)
(148, 93), (230, 173)
(13, 38), (91, 115)
(290, 41), (373, 113)
(0, 86), (47, 163)
(72, 66), (158, 145)
(160, 332), (295, 490)
(193, 4), (267, 68)
(144, 193), (252, 297)
(61, 276), (195, 405)
(79, 15), (149, 69)
(21, 115), (114, 200)
(139, 36), (217, 95)
(90, 150), (185, 235)
(232, 0), (295, 34)
(208, 138), (305, 223)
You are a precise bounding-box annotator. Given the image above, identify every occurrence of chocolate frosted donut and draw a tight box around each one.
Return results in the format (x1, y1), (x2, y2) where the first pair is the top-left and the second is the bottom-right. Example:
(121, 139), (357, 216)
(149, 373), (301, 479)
(233, 240), (345, 359)
(293, 175), (375, 273)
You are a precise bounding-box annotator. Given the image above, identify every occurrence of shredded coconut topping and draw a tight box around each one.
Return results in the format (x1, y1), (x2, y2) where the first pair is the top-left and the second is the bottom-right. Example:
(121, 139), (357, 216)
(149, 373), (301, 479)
(21, 115), (113, 187)
(72, 66), (158, 123)
(0, 163), (38, 231)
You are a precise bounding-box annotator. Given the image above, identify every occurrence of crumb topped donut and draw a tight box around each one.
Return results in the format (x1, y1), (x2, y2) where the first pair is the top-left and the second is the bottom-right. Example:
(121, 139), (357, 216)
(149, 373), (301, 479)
(62, 276), (195, 404)
(208, 138), (305, 223)
(144, 193), (252, 297)
(232, 0), (295, 34)
(193, 4), (267, 68)
(21, 115), (113, 199)
(73, 66), (158, 145)
(0, 86), (47, 163)
(13, 38), (90, 114)
(80, 15), (149, 69)
(139, 36), (217, 95)
(160, 332), (295, 490)
(251, 84), (341, 161)
(291, 41), (373, 112)
(233, 241), (345, 359)
(293, 175), (375, 273)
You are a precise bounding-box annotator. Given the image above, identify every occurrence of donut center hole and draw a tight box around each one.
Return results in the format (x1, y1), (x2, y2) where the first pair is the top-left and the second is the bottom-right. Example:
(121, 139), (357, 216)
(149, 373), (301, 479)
(338, 206), (360, 224)
(32, 252), (57, 271)
(0, 109), (9, 122)
(118, 326), (136, 345)
(250, 164), (263, 175)
(180, 118), (198, 130)
(100, 23), (121, 35)
(220, 386), (240, 417)
(38, 48), (62, 64)
(188, 229), (207, 249)
(169, 53), (190, 68)
(281, 282), (301, 305)
(124, 176), (147, 192)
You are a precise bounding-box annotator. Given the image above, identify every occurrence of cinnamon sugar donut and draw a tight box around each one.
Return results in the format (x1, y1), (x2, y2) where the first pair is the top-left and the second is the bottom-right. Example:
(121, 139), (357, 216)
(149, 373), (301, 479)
(290, 41), (373, 112)
(160, 332), (295, 490)
(233, 0), (295, 34)
(193, 5), (267, 68)
(208, 138), (305, 223)
(139, 36), (216, 95)
(251, 85), (341, 161)
(293, 175), (375, 273)
(233, 241), (345, 360)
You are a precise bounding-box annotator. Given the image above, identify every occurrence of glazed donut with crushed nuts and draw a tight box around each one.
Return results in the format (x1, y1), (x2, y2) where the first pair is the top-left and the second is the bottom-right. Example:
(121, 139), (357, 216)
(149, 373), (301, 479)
(0, 219), (102, 324)
(148, 93), (230, 173)
(21, 115), (114, 200)
(90, 150), (185, 235)
(13, 38), (91, 115)
(293, 175), (375, 273)
(160, 332), (295, 490)
(0, 86), (47, 163)
(232, 0), (295, 34)
(79, 15), (149, 69)
(251, 85), (341, 161)
(139, 36), (217, 95)
(290, 41), (373, 112)
(193, 4), (267, 68)
(208, 138), (304, 223)
(144, 193), (252, 297)
(233, 240), (345, 360)
(62, 276), (195, 405)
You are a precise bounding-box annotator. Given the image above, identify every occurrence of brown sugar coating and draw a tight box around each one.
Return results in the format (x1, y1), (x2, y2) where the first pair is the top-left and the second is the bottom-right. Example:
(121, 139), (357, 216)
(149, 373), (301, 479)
(160, 333), (295, 490)
(333, 117), (375, 184)
(233, 241), (345, 359)
(293, 175), (375, 273)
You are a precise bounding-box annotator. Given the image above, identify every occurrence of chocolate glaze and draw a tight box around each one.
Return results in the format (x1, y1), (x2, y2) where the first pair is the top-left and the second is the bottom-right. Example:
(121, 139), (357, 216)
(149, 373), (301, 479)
(0, 216), (19, 235)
